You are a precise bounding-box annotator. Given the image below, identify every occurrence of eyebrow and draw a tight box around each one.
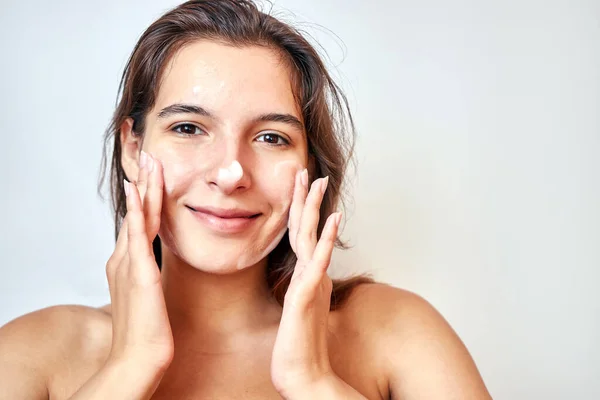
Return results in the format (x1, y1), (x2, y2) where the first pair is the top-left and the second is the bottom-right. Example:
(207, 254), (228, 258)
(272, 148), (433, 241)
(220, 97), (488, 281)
(157, 103), (304, 132)
(157, 103), (213, 119)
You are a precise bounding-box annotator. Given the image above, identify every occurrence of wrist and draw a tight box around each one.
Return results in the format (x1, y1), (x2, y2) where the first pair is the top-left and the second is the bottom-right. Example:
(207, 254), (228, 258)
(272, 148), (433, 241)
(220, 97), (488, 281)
(102, 357), (168, 397)
(67, 358), (168, 400)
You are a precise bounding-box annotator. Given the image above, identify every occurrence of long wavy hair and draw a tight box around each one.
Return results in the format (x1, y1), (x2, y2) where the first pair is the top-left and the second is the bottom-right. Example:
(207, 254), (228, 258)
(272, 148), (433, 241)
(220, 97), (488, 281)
(98, 0), (373, 310)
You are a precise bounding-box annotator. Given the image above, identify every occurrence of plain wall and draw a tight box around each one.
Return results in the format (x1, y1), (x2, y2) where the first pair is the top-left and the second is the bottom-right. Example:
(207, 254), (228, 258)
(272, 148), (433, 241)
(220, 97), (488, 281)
(1, 0), (599, 398)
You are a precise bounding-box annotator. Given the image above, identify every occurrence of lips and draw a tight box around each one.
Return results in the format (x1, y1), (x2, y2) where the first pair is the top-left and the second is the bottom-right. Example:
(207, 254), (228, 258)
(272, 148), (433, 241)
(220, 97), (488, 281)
(187, 205), (260, 218)
(186, 205), (261, 234)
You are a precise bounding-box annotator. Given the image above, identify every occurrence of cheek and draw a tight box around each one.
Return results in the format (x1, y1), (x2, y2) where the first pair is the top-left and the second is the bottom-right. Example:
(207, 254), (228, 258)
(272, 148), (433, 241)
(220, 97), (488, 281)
(153, 147), (199, 195)
(265, 160), (303, 208)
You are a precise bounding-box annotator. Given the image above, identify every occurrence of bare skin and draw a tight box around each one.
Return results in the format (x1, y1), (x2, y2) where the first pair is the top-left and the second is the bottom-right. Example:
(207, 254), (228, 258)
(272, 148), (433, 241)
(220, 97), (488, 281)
(0, 41), (491, 399)
(0, 283), (490, 400)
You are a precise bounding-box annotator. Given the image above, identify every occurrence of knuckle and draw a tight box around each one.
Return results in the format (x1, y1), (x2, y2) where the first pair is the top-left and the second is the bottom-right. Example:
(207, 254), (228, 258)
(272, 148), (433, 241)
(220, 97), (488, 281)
(297, 225), (314, 239)
(296, 237), (309, 252)
(105, 257), (118, 274)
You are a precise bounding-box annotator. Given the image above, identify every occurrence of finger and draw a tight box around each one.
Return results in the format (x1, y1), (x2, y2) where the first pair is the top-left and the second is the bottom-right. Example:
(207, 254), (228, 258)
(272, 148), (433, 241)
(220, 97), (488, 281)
(143, 153), (163, 240)
(106, 220), (127, 324)
(291, 210), (339, 286)
(106, 188), (132, 324)
(125, 180), (157, 285)
(113, 217), (129, 264)
(137, 150), (150, 205)
(288, 169), (306, 254)
(304, 212), (341, 284)
(295, 175), (328, 262)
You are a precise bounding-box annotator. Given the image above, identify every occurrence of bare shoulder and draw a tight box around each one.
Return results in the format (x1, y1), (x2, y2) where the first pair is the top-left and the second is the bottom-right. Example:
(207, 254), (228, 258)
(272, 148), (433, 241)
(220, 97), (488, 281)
(332, 283), (447, 354)
(0, 305), (112, 399)
(339, 282), (452, 336)
(1, 304), (112, 351)
(337, 283), (492, 400)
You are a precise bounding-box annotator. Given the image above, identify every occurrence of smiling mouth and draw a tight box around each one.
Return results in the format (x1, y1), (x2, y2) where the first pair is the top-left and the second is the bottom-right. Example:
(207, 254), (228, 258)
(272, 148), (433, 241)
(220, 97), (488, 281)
(185, 205), (261, 219)
(186, 205), (262, 234)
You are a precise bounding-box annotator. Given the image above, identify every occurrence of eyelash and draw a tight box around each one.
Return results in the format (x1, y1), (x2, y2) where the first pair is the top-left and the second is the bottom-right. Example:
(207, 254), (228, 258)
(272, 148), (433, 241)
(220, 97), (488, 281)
(171, 123), (290, 146)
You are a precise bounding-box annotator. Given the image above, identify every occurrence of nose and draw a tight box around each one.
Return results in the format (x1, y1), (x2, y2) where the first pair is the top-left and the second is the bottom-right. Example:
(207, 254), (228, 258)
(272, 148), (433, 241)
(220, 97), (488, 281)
(205, 140), (251, 195)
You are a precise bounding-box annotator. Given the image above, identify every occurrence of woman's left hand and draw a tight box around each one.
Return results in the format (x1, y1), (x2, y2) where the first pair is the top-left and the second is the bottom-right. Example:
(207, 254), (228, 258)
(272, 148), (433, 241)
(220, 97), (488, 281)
(270, 169), (342, 397)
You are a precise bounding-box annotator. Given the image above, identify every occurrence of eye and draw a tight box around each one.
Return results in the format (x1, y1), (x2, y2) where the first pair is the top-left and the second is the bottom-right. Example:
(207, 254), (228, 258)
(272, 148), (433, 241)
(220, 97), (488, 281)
(171, 123), (205, 136)
(255, 132), (289, 146)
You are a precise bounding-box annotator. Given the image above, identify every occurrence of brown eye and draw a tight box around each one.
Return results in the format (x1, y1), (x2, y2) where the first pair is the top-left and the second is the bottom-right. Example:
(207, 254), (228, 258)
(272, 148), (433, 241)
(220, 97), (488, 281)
(256, 133), (289, 146)
(172, 123), (205, 136)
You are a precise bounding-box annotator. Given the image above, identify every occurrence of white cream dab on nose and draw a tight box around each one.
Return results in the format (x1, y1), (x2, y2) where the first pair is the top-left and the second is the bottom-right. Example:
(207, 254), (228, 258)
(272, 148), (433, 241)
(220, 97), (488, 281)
(218, 160), (243, 184)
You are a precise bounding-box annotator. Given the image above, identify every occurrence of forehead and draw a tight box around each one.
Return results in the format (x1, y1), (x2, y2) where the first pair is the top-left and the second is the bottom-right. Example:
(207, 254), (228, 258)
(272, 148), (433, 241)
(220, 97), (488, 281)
(154, 40), (300, 120)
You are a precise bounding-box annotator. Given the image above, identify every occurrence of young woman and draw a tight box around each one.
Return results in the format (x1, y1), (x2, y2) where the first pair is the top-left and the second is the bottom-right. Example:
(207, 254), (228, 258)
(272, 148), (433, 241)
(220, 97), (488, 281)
(0, 1), (492, 399)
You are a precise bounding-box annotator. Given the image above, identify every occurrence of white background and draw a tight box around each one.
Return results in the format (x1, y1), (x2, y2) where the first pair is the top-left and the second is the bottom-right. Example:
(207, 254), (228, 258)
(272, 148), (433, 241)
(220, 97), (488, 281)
(1, 0), (599, 398)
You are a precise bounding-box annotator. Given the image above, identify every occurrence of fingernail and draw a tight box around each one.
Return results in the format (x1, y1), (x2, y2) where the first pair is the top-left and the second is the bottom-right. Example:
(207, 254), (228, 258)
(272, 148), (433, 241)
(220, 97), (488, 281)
(301, 169), (308, 188)
(147, 153), (155, 173)
(140, 150), (147, 169)
(321, 176), (329, 193)
(124, 179), (130, 197)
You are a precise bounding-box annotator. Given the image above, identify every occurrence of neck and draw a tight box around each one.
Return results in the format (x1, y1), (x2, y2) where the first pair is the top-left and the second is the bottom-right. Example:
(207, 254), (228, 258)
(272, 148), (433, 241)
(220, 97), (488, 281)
(159, 246), (283, 346)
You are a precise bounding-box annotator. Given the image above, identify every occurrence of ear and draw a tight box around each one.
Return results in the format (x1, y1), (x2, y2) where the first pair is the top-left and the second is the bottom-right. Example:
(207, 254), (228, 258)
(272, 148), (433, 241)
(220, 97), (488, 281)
(120, 117), (141, 183)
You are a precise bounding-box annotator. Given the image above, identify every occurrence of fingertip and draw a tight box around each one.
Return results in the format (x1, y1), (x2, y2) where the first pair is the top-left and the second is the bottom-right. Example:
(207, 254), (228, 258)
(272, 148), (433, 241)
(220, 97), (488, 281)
(152, 155), (165, 185)
(326, 212), (340, 238)
(292, 169), (302, 197)
(140, 150), (148, 168)
(150, 153), (161, 170)
(146, 152), (155, 173)
(309, 177), (321, 192)
(322, 175), (330, 193)
(294, 168), (300, 186)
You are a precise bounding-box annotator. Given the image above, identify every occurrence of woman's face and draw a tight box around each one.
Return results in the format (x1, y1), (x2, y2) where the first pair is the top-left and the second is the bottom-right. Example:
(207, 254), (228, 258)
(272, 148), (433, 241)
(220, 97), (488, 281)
(140, 40), (307, 273)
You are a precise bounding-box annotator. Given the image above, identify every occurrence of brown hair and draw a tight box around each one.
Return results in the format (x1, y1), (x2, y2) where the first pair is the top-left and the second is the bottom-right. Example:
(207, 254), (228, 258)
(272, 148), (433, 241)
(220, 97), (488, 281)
(98, 0), (373, 310)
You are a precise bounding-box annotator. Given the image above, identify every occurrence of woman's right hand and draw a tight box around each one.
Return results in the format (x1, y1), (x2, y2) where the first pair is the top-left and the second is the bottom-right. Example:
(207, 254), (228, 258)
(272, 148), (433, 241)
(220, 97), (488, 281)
(101, 151), (174, 395)
(69, 151), (173, 400)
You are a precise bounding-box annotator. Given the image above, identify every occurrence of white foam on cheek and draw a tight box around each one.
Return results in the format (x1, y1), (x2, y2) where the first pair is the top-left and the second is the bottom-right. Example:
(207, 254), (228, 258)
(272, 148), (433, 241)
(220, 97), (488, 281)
(163, 162), (182, 194)
(217, 160), (243, 185)
(165, 176), (175, 195)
